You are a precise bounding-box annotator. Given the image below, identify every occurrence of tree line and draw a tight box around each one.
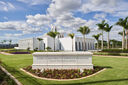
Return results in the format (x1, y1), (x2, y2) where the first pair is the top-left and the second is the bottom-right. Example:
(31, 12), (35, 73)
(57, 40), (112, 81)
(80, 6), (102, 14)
(38, 17), (128, 52)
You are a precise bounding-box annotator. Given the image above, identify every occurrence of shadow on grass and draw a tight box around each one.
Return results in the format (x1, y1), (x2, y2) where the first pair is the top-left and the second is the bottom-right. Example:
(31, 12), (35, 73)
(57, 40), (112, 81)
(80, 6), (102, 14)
(1, 63), (43, 85)
(49, 78), (128, 85)
(100, 66), (112, 69)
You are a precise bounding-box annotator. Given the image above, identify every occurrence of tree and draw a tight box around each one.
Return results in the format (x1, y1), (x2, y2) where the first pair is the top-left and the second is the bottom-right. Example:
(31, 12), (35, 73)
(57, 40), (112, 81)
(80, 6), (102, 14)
(37, 38), (43, 50)
(104, 24), (113, 49)
(3, 40), (6, 44)
(8, 40), (12, 48)
(116, 17), (128, 49)
(96, 20), (107, 50)
(68, 33), (75, 52)
(9, 40), (12, 45)
(125, 22), (128, 49)
(92, 33), (102, 50)
(77, 26), (90, 51)
(47, 31), (59, 51)
(118, 31), (126, 36)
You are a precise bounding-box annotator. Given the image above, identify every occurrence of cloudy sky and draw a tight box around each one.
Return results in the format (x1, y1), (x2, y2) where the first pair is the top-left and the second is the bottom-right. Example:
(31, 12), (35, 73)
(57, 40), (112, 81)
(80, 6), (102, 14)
(0, 0), (128, 43)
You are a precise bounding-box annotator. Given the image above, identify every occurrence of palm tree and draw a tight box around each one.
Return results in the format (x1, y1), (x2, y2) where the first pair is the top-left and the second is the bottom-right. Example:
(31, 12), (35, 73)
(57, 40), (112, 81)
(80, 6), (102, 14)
(8, 40), (12, 48)
(116, 17), (128, 49)
(3, 40), (6, 44)
(92, 33), (102, 50)
(125, 22), (128, 49)
(96, 20), (107, 50)
(37, 38), (43, 50)
(77, 26), (90, 51)
(9, 40), (12, 45)
(47, 31), (59, 51)
(118, 31), (126, 36)
(104, 24), (113, 49)
(68, 33), (75, 52)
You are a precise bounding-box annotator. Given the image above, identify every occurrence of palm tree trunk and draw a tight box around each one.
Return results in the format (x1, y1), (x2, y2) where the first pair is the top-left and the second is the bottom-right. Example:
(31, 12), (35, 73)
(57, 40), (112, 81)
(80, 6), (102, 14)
(97, 40), (99, 50)
(101, 30), (104, 50)
(72, 39), (73, 52)
(122, 28), (125, 49)
(54, 38), (55, 52)
(107, 32), (110, 49)
(38, 41), (40, 50)
(126, 30), (128, 49)
(83, 35), (86, 51)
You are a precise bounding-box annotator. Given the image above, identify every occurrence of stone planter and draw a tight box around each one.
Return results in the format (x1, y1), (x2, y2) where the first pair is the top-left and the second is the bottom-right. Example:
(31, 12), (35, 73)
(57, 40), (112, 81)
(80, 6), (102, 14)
(32, 52), (93, 70)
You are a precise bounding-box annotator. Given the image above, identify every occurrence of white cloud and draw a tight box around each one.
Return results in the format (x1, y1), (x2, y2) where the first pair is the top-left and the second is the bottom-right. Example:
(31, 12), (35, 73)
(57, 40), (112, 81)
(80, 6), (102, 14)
(113, 11), (128, 18)
(0, 1), (15, 11)
(47, 0), (81, 18)
(17, 0), (51, 5)
(80, 0), (128, 17)
(0, 21), (41, 34)
(94, 13), (107, 20)
(5, 33), (23, 37)
(26, 14), (52, 27)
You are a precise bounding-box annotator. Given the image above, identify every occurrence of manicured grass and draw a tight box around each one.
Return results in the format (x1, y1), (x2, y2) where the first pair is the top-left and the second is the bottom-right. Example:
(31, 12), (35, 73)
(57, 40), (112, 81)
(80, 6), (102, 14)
(0, 54), (128, 85)
(0, 68), (16, 85)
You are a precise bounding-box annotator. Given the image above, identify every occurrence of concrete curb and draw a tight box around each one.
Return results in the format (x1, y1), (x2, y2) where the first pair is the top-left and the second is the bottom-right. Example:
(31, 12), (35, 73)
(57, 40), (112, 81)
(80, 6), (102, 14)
(0, 65), (22, 85)
(20, 68), (106, 81)
(0, 52), (14, 55)
(93, 55), (128, 58)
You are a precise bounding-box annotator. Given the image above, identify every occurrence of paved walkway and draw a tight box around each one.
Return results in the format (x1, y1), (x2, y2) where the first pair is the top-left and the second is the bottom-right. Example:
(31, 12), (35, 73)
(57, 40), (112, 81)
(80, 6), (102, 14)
(93, 55), (128, 58)
(0, 52), (14, 55)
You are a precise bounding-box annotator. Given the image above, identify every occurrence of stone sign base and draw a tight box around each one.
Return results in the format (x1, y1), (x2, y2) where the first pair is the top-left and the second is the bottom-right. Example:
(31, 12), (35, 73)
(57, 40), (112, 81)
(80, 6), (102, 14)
(32, 52), (93, 70)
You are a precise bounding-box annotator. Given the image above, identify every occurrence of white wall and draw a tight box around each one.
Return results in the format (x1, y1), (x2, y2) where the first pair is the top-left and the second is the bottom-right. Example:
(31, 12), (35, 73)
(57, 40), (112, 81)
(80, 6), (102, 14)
(19, 38), (45, 50)
(19, 38), (34, 50)
(59, 37), (75, 51)
(18, 36), (95, 51)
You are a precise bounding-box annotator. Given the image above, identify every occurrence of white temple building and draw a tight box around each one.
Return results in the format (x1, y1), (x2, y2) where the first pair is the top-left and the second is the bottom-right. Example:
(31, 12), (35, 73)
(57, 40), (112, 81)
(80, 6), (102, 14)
(18, 27), (95, 51)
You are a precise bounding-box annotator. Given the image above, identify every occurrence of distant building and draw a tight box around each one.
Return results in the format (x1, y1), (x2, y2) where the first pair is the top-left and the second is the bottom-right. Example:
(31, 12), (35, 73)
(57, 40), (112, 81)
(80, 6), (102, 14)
(18, 27), (95, 51)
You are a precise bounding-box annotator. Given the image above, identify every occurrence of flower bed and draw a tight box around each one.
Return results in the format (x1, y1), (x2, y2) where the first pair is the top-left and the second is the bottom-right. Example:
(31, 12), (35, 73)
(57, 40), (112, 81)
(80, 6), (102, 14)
(11, 52), (31, 54)
(23, 66), (103, 79)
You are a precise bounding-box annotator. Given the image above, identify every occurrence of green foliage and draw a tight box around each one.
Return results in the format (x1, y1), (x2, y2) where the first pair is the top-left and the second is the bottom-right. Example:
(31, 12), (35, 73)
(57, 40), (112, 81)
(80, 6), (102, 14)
(37, 38), (43, 41)
(104, 24), (113, 32)
(102, 49), (128, 53)
(34, 48), (38, 51)
(45, 47), (51, 51)
(47, 31), (60, 38)
(68, 33), (75, 39)
(96, 20), (107, 31)
(24, 66), (102, 79)
(92, 33), (102, 41)
(27, 47), (30, 51)
(77, 26), (90, 35)
(0, 67), (16, 85)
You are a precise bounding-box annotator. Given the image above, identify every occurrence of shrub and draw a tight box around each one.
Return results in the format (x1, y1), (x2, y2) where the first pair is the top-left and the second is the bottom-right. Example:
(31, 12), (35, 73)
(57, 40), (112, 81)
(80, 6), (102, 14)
(102, 49), (128, 53)
(34, 48), (38, 51)
(46, 47), (51, 51)
(23, 66), (103, 79)
(27, 47), (30, 51)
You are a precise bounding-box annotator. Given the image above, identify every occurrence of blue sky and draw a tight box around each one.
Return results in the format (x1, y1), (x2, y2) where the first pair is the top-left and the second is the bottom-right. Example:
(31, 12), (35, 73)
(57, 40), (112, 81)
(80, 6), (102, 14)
(0, 0), (128, 43)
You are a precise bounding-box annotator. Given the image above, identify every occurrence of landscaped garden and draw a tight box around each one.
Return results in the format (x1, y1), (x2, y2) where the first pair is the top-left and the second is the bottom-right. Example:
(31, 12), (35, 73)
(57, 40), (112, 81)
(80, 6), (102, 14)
(0, 54), (128, 85)
(23, 66), (103, 79)
(0, 61), (16, 85)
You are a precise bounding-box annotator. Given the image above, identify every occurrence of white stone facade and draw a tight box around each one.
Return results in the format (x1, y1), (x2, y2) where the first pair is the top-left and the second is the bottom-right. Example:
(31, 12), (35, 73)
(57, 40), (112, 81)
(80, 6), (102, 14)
(18, 36), (95, 51)
(18, 38), (44, 50)
(32, 52), (93, 70)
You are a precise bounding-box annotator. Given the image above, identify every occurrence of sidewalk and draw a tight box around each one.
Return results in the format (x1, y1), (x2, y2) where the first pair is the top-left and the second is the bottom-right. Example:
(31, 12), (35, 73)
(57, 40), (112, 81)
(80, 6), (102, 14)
(94, 55), (128, 58)
(0, 52), (14, 55)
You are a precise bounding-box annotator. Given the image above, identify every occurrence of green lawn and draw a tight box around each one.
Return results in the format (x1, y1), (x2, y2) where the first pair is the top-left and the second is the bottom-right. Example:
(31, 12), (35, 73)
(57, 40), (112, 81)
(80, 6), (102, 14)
(0, 54), (128, 85)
